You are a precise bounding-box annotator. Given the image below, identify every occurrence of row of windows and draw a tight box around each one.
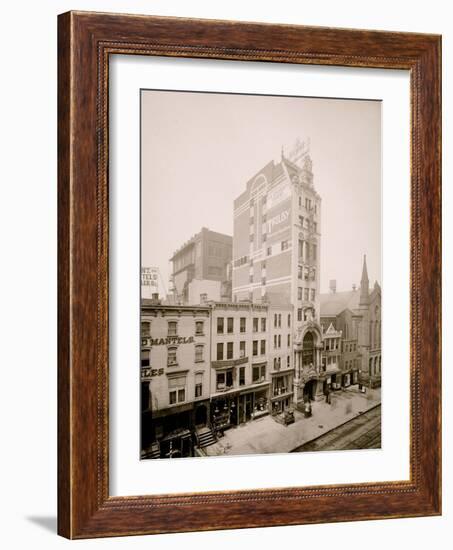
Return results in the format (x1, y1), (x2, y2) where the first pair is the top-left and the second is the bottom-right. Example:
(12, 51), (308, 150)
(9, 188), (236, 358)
(142, 372), (204, 409)
(273, 356), (291, 370)
(298, 216), (318, 234)
(234, 255), (249, 268)
(298, 196), (317, 213)
(298, 239), (317, 261)
(168, 372), (204, 404)
(217, 316), (250, 334)
(273, 334), (291, 349)
(343, 342), (357, 353)
(215, 364), (267, 391)
(141, 320), (205, 338)
(141, 345), (205, 368)
(273, 313), (291, 328)
(324, 338), (340, 351)
(344, 358), (358, 370)
(297, 287), (316, 302)
(297, 265), (317, 281)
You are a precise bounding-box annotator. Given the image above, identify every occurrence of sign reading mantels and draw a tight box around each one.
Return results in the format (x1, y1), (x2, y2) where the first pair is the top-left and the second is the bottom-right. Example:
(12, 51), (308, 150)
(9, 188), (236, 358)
(142, 336), (195, 347)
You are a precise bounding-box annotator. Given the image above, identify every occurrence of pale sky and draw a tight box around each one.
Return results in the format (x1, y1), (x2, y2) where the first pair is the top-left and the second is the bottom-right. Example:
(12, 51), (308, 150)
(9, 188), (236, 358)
(141, 90), (381, 295)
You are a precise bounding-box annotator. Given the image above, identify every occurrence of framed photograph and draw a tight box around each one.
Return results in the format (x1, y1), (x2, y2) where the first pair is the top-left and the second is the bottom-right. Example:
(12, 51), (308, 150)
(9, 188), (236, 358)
(58, 11), (441, 538)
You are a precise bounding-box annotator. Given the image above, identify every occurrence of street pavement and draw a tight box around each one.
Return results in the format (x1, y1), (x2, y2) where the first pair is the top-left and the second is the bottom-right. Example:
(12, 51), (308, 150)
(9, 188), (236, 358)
(203, 386), (381, 457)
(292, 404), (381, 452)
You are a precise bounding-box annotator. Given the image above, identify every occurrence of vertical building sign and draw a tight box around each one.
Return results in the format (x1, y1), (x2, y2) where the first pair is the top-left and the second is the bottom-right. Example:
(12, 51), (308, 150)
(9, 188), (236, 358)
(141, 267), (159, 298)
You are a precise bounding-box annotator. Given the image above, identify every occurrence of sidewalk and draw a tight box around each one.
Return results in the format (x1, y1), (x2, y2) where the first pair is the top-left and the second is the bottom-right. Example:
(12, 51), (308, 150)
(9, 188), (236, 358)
(204, 387), (381, 457)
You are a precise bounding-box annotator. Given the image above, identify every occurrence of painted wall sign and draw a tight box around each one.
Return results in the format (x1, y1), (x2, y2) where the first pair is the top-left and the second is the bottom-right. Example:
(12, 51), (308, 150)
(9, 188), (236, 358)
(267, 182), (291, 210)
(142, 336), (195, 347)
(267, 209), (290, 233)
(141, 367), (165, 380)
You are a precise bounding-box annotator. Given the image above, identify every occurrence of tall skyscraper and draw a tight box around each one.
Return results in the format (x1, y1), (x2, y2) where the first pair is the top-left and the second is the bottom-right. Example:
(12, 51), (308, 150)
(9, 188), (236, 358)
(232, 140), (324, 406)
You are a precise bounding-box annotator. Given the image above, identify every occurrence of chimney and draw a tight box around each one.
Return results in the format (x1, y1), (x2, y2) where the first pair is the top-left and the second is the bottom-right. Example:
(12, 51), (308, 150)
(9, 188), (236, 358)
(329, 280), (337, 294)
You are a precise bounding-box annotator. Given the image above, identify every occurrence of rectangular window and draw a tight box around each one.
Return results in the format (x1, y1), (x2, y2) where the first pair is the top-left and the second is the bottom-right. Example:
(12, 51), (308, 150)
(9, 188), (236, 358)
(253, 340), (258, 356)
(267, 246), (272, 256)
(239, 367), (245, 386)
(195, 321), (204, 335)
(299, 215), (304, 227)
(195, 345), (204, 362)
(141, 321), (151, 337)
(253, 317), (259, 332)
(298, 239), (304, 259)
(262, 233), (267, 242)
(260, 340), (266, 355)
(281, 240), (288, 251)
(274, 313), (277, 327)
(287, 334), (290, 347)
(278, 314), (282, 327)
(304, 288), (309, 301)
(297, 308), (302, 321)
(287, 313), (291, 327)
(227, 317), (234, 333)
(287, 355), (290, 368)
(313, 222), (317, 234)
(253, 365), (266, 383)
(310, 289), (316, 301)
(299, 196), (302, 207)
(312, 243), (317, 259)
(217, 317), (224, 334)
(167, 347), (177, 366)
(195, 373), (203, 398)
(239, 340), (246, 357)
(141, 349), (150, 367)
(216, 343), (224, 361)
(252, 366), (260, 383)
(227, 342), (233, 360)
(298, 265), (303, 279)
(226, 370), (233, 388)
(216, 372), (226, 390)
(298, 287), (303, 300)
(274, 334), (277, 348)
(261, 318), (266, 332)
(249, 274), (254, 283)
(168, 321), (177, 336)
(278, 334), (281, 348)
(240, 317), (246, 333)
(168, 375), (186, 403)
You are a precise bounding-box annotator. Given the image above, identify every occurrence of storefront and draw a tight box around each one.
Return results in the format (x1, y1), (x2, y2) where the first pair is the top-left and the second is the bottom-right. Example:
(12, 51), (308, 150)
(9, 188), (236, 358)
(342, 372), (352, 388)
(271, 373), (293, 414)
(149, 403), (195, 458)
(210, 383), (270, 431)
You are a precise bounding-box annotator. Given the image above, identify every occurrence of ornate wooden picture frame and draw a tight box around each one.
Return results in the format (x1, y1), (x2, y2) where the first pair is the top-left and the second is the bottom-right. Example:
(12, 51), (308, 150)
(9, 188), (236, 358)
(58, 11), (441, 538)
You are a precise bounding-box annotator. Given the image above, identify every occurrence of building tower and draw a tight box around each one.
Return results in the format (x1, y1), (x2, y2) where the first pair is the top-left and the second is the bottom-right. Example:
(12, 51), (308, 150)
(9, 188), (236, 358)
(232, 140), (324, 408)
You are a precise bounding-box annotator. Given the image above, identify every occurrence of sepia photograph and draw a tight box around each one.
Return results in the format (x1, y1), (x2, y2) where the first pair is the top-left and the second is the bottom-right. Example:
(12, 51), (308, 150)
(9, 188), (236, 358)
(140, 90), (382, 460)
